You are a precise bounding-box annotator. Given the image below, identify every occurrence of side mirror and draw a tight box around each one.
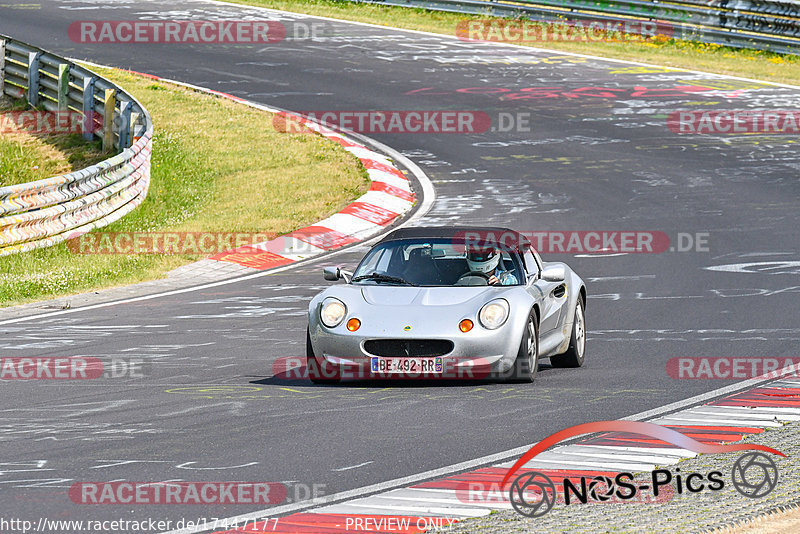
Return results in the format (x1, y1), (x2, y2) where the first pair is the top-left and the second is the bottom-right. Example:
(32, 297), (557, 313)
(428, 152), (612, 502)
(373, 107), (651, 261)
(323, 267), (341, 281)
(540, 263), (566, 283)
(323, 267), (352, 283)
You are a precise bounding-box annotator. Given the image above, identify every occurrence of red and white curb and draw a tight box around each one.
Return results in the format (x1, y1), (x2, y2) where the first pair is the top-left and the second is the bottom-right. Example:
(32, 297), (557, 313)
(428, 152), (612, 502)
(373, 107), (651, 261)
(202, 375), (800, 534)
(110, 68), (417, 277)
(206, 115), (415, 272)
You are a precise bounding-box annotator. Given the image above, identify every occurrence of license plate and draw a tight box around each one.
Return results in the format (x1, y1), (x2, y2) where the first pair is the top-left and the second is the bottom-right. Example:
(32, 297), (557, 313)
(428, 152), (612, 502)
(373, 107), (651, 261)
(371, 357), (443, 374)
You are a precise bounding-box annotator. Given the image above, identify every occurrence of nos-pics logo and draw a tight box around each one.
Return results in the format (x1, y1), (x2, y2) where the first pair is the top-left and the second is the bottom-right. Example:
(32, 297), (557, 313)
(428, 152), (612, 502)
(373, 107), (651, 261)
(502, 420), (783, 517)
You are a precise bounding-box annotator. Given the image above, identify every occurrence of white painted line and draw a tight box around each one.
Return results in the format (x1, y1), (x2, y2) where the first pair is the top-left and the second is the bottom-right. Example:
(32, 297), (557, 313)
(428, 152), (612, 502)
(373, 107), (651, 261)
(771, 379), (800, 387)
(656, 410), (788, 423)
(346, 147), (393, 166)
(689, 406), (800, 418)
(365, 490), (505, 510)
(685, 406), (800, 421)
(309, 503), (459, 517)
(572, 445), (698, 459)
(313, 503), (484, 518)
(315, 500), (488, 517)
(652, 416), (783, 427)
(574, 252), (629, 258)
(588, 275), (657, 282)
(357, 190), (414, 214)
(550, 447), (685, 465)
(382, 488), (465, 500)
(404, 488), (473, 495)
(657, 411), (783, 424)
(505, 458), (655, 472)
(367, 170), (412, 191)
(493, 450), (655, 470)
(366, 167), (408, 181)
(332, 461), (374, 472)
(381, 493), (513, 511)
(317, 213), (382, 237)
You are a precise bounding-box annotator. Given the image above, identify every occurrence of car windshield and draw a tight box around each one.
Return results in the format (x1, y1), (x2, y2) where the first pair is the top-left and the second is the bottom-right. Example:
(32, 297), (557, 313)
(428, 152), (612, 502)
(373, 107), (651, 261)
(351, 238), (524, 287)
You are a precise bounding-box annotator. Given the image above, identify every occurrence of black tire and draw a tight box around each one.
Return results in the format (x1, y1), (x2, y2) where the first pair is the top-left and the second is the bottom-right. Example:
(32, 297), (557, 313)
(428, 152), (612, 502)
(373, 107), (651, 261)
(306, 328), (340, 385)
(550, 298), (586, 368)
(507, 310), (539, 383)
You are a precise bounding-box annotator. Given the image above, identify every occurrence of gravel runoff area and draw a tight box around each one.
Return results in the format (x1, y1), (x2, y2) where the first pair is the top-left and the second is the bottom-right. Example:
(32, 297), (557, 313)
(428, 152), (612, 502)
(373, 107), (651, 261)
(450, 420), (800, 533)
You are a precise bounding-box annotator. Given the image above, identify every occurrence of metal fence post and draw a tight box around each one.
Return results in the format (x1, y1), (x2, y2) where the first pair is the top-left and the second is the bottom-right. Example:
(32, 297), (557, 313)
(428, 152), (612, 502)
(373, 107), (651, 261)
(82, 76), (96, 141)
(102, 88), (116, 152)
(57, 63), (70, 110)
(27, 51), (41, 107)
(0, 40), (6, 96)
(119, 101), (131, 149)
(131, 111), (141, 143)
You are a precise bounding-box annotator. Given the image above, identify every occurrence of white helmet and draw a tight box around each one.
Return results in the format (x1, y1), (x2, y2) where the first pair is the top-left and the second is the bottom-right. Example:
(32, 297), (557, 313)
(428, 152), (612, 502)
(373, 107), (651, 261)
(467, 249), (500, 274)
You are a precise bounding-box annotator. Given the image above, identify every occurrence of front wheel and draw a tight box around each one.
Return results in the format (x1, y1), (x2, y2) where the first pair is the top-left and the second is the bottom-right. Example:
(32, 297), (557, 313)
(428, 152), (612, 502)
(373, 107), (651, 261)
(306, 328), (340, 385)
(550, 298), (585, 368)
(507, 311), (539, 383)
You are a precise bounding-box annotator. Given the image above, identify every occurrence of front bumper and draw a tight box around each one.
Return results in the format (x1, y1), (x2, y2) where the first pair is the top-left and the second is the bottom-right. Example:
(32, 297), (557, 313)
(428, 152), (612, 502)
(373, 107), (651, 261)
(309, 315), (522, 380)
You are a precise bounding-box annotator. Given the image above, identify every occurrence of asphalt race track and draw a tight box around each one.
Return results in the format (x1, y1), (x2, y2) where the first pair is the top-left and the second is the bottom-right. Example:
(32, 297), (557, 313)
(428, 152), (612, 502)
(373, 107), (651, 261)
(1, 0), (799, 530)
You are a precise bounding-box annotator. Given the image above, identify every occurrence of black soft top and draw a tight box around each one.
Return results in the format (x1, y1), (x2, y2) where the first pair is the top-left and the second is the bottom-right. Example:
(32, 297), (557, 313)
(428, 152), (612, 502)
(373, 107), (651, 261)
(377, 226), (530, 251)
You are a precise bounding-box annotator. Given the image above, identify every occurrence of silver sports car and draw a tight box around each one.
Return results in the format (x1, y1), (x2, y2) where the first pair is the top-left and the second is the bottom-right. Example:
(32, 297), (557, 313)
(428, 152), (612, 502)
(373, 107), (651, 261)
(306, 227), (586, 383)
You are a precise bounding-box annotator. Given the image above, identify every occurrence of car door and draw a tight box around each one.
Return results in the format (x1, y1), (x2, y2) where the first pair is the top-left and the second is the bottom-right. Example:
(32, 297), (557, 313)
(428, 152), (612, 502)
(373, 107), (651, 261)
(523, 246), (567, 336)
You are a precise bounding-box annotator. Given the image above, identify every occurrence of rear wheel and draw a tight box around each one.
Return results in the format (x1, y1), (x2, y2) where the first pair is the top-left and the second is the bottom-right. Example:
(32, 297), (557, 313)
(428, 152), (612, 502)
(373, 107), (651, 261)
(306, 328), (340, 384)
(507, 311), (538, 383)
(550, 298), (585, 368)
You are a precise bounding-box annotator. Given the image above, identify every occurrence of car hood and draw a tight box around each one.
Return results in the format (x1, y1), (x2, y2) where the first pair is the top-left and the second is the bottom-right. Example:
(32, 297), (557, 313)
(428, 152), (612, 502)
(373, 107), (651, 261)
(362, 286), (494, 306)
(350, 285), (507, 306)
(309, 284), (530, 316)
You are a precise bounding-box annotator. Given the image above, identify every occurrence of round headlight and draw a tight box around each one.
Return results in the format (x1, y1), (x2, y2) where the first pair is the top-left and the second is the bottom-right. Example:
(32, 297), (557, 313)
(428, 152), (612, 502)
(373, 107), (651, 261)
(320, 298), (347, 328)
(479, 299), (509, 330)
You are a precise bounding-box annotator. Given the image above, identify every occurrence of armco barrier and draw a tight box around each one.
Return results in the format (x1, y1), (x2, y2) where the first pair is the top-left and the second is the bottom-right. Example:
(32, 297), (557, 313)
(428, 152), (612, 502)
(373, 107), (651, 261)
(355, 0), (800, 54)
(0, 35), (152, 256)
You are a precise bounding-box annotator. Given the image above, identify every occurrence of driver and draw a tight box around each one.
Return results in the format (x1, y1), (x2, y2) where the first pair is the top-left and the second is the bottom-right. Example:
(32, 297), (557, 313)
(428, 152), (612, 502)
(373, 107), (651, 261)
(466, 248), (517, 285)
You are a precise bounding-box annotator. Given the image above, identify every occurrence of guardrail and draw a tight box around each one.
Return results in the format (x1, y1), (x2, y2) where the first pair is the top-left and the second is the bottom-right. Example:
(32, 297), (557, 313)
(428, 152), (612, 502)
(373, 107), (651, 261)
(0, 35), (152, 256)
(356, 0), (800, 54)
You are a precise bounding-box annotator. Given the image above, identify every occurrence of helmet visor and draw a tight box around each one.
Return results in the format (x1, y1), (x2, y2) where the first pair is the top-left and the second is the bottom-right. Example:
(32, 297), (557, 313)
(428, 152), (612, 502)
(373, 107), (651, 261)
(467, 250), (497, 262)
